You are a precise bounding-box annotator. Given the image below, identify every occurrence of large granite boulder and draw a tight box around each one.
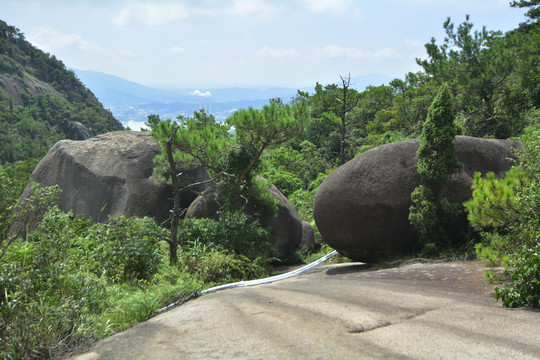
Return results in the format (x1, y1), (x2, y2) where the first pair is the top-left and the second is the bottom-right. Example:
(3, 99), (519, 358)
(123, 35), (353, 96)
(186, 182), (303, 260)
(18, 131), (210, 225)
(313, 136), (520, 262)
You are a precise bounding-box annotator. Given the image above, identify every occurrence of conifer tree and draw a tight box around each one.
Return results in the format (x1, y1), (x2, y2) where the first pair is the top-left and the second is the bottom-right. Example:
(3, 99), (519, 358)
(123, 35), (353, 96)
(409, 84), (463, 253)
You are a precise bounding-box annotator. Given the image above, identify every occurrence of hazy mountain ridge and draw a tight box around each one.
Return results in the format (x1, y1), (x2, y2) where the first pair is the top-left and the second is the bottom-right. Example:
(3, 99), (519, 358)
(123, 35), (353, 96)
(73, 69), (393, 128)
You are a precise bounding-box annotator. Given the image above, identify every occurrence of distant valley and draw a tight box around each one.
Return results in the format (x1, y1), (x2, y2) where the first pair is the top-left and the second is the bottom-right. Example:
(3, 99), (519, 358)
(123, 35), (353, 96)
(73, 69), (393, 130)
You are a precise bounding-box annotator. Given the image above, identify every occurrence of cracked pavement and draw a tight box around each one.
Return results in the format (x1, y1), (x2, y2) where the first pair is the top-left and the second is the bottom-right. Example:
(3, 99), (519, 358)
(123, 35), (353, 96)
(70, 261), (540, 360)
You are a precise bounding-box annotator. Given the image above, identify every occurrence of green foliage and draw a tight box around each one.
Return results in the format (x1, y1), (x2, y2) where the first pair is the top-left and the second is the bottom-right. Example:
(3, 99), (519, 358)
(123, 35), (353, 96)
(0, 189), (275, 358)
(179, 242), (269, 285)
(465, 118), (540, 307)
(513, 115), (540, 246)
(3, 183), (62, 260)
(0, 20), (122, 165)
(226, 101), (307, 185)
(179, 210), (274, 263)
(474, 232), (511, 267)
(464, 170), (522, 229)
(409, 85), (462, 250)
(149, 111), (231, 181)
(416, 84), (462, 191)
(260, 140), (330, 223)
(287, 173), (329, 222)
(366, 107), (402, 134)
(149, 103), (306, 264)
(295, 79), (359, 165)
(1, 205), (106, 359)
(0, 158), (39, 242)
(511, 0), (540, 21)
(81, 216), (168, 282)
(357, 131), (409, 155)
(408, 186), (438, 243)
(416, 16), (531, 138)
(494, 244), (540, 308)
(261, 140), (328, 200)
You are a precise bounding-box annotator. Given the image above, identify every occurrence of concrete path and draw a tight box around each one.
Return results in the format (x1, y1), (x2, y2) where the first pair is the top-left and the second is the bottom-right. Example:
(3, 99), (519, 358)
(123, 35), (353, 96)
(70, 261), (540, 359)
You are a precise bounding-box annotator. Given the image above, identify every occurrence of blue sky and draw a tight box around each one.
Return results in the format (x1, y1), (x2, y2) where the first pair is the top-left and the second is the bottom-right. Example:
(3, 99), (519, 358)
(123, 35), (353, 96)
(1, 0), (528, 87)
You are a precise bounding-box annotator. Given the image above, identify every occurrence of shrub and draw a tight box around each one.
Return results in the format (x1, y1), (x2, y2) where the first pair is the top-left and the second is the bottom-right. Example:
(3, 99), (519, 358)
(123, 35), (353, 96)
(465, 116), (539, 307)
(1, 206), (106, 359)
(179, 210), (274, 263)
(464, 169), (522, 230)
(494, 244), (540, 308)
(82, 216), (168, 282)
(180, 241), (269, 284)
(409, 84), (462, 251)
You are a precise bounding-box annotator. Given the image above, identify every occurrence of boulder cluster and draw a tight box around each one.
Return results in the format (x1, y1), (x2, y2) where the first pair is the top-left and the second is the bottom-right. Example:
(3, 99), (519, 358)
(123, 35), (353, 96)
(20, 132), (519, 262)
(19, 131), (303, 259)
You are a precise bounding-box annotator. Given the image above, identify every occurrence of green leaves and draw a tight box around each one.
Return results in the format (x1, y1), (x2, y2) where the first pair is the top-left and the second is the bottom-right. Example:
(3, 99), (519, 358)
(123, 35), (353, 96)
(494, 244), (540, 308)
(511, 0), (540, 21)
(82, 216), (167, 282)
(465, 118), (540, 307)
(417, 84), (462, 191)
(179, 210), (273, 264)
(464, 170), (522, 229)
(409, 84), (462, 250)
(149, 111), (232, 180)
(227, 102), (305, 163)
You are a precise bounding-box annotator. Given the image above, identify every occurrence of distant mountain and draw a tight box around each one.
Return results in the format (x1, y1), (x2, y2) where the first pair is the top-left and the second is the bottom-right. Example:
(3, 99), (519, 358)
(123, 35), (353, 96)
(73, 70), (393, 130)
(0, 20), (123, 164)
(73, 70), (305, 128)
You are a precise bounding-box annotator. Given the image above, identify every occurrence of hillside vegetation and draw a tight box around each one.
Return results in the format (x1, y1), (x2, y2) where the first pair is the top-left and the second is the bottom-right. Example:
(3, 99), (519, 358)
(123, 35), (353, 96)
(0, 20), (122, 165)
(0, 2), (539, 358)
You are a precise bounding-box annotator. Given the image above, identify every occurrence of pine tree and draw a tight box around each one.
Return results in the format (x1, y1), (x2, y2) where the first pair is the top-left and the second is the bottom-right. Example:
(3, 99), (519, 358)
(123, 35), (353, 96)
(409, 84), (463, 253)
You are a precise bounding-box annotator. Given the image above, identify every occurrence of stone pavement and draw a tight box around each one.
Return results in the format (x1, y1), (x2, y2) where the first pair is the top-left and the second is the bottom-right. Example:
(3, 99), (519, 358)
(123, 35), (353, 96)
(70, 261), (540, 359)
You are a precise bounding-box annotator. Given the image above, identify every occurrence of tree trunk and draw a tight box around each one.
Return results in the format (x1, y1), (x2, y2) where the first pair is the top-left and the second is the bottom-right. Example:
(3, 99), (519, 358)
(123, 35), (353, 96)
(167, 123), (181, 265)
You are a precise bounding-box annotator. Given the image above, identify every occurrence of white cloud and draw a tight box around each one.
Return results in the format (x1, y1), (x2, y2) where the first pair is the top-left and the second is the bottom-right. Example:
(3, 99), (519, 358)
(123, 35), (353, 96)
(27, 26), (103, 53)
(168, 46), (186, 54)
(299, 0), (360, 15)
(190, 89), (212, 97)
(256, 46), (300, 58)
(303, 0), (349, 13)
(115, 49), (137, 57)
(316, 45), (401, 60)
(112, 2), (189, 26)
(405, 38), (425, 47)
(112, 0), (280, 26)
(224, 0), (279, 17)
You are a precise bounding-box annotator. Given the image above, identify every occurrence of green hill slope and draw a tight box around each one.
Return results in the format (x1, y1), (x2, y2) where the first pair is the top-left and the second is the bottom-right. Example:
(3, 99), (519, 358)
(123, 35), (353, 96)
(0, 20), (123, 165)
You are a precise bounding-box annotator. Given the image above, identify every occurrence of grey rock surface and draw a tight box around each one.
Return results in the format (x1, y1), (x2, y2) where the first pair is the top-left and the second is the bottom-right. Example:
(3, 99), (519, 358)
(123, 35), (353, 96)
(265, 183), (303, 259)
(18, 131), (210, 225)
(298, 220), (320, 254)
(70, 261), (540, 360)
(313, 136), (520, 262)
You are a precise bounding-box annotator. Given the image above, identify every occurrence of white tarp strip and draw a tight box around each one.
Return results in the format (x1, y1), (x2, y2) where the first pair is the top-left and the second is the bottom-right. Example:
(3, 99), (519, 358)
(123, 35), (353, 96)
(157, 250), (338, 314)
(201, 250), (338, 294)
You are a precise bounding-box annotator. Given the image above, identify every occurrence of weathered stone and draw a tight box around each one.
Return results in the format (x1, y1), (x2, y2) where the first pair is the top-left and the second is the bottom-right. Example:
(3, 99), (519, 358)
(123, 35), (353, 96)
(186, 182), (302, 260)
(18, 131), (210, 225)
(298, 221), (321, 254)
(184, 184), (220, 220)
(313, 136), (520, 262)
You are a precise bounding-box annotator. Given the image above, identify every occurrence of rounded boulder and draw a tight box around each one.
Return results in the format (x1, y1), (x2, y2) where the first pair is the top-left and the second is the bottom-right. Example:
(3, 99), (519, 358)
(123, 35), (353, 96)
(313, 136), (520, 262)
(18, 131), (210, 225)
